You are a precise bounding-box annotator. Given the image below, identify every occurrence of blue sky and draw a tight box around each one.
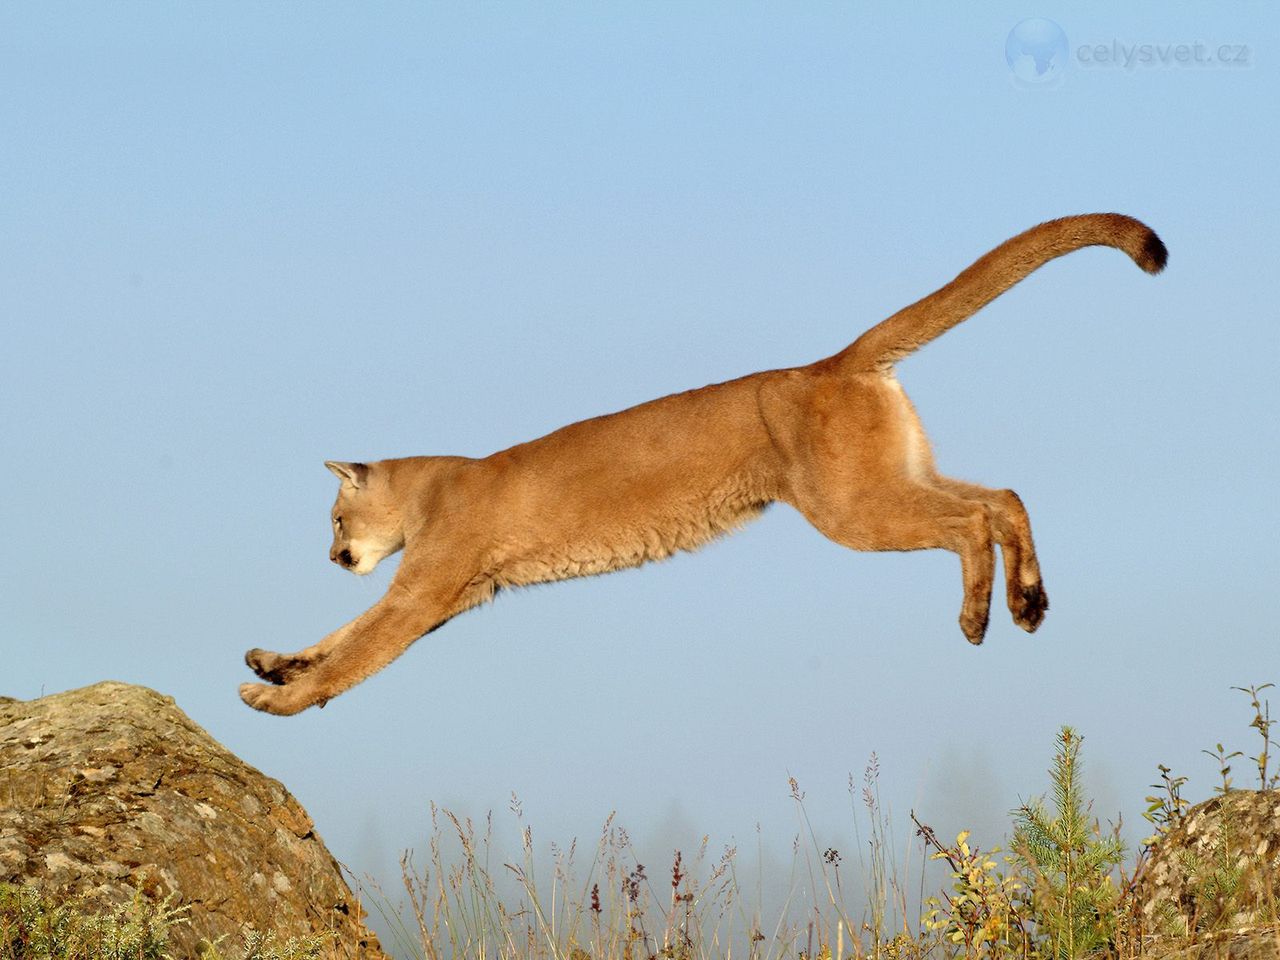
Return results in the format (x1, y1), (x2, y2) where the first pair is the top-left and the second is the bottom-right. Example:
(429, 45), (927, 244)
(3, 1), (1277, 947)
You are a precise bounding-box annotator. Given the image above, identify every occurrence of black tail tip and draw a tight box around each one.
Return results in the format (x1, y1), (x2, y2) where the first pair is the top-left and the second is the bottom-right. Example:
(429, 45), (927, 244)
(1140, 229), (1168, 274)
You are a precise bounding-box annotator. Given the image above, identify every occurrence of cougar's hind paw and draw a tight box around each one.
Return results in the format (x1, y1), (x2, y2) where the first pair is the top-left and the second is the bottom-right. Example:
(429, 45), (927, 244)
(1012, 581), (1049, 633)
(960, 607), (990, 645)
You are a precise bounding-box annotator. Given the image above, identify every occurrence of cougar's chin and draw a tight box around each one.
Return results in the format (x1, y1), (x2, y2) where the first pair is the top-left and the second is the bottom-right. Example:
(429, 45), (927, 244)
(352, 554), (381, 576)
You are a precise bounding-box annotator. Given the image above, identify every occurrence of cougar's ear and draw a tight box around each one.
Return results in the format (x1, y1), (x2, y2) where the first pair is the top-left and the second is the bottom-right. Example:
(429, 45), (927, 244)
(325, 460), (369, 489)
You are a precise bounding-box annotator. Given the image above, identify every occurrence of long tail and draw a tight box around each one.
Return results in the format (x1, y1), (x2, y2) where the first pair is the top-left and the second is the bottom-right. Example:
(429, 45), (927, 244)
(834, 213), (1166, 373)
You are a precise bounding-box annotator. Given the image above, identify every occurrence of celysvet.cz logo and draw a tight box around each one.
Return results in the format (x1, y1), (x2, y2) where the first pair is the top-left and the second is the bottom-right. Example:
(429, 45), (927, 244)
(1006, 18), (1252, 86)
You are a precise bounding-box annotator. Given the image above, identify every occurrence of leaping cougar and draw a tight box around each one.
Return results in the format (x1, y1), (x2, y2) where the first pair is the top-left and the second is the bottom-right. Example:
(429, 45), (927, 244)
(241, 213), (1166, 715)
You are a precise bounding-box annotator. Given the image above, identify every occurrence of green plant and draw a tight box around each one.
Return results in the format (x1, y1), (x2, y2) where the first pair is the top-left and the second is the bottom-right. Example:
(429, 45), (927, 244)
(1200, 743), (1243, 796)
(1232, 683), (1279, 789)
(914, 816), (1030, 960)
(1141, 764), (1189, 847)
(200, 930), (333, 960)
(1011, 726), (1125, 960)
(0, 883), (181, 960)
(0, 883), (335, 960)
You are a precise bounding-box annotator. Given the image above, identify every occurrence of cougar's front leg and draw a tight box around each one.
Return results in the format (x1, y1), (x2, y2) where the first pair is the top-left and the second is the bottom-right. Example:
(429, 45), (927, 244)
(241, 558), (474, 716)
(245, 622), (354, 685)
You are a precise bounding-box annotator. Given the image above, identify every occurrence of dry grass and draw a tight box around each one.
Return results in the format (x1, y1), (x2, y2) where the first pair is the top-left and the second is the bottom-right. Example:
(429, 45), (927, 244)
(5, 687), (1277, 960)
(357, 686), (1280, 960)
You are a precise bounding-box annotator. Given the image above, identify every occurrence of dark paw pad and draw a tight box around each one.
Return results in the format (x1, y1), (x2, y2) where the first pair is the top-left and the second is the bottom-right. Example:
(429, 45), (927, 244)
(1013, 582), (1049, 633)
(245, 648), (305, 685)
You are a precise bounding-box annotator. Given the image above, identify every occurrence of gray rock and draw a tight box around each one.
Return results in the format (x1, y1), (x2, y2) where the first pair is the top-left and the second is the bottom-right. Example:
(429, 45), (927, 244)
(0, 681), (385, 958)
(1138, 930), (1280, 960)
(1135, 790), (1280, 947)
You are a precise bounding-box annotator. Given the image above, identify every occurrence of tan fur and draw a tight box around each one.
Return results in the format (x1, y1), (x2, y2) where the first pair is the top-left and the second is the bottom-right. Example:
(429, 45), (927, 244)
(241, 213), (1166, 715)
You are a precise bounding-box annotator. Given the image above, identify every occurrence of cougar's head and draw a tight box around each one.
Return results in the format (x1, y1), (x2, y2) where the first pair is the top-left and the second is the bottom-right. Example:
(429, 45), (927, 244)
(324, 460), (406, 575)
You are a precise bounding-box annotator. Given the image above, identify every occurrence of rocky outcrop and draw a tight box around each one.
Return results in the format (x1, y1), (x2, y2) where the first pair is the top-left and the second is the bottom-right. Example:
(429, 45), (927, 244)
(1135, 790), (1280, 951)
(0, 682), (385, 958)
(1137, 931), (1280, 960)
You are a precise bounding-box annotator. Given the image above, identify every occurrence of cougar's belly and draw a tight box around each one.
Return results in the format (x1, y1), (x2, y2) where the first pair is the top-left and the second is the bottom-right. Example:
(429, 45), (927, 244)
(493, 475), (772, 588)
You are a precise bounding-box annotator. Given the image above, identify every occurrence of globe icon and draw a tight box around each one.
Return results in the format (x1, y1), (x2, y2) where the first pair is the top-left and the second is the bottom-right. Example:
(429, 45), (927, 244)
(1005, 18), (1068, 85)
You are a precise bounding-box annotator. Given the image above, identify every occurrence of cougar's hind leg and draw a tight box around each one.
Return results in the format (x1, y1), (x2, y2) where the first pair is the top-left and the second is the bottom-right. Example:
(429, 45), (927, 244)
(928, 477), (1047, 633)
(795, 483), (998, 644)
(779, 373), (997, 642)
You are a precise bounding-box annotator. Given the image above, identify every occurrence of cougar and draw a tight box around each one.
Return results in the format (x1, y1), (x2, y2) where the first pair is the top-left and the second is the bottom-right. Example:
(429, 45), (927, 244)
(241, 213), (1166, 715)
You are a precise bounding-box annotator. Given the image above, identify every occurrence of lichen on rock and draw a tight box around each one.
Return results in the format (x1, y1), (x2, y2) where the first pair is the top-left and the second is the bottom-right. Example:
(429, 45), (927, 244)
(0, 681), (384, 958)
(1135, 790), (1280, 953)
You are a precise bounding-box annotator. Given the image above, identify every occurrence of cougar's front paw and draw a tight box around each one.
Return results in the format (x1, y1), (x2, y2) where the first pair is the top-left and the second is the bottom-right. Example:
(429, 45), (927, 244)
(1011, 581), (1049, 633)
(245, 648), (312, 685)
(239, 682), (313, 716)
